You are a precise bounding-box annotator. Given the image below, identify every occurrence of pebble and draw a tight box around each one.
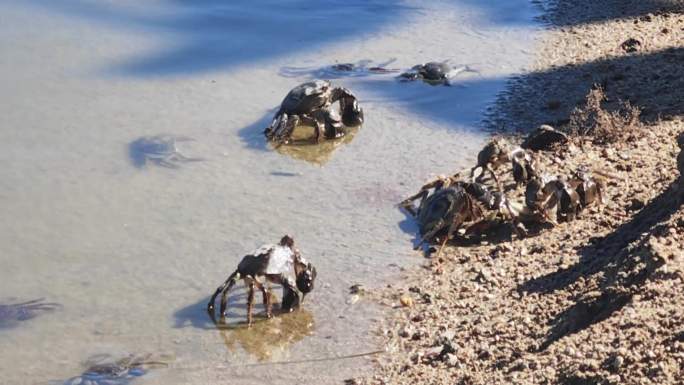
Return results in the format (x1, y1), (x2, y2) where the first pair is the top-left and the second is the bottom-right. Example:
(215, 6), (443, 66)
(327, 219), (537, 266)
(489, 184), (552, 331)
(346, 294), (360, 305)
(400, 295), (414, 308)
(610, 355), (624, 371)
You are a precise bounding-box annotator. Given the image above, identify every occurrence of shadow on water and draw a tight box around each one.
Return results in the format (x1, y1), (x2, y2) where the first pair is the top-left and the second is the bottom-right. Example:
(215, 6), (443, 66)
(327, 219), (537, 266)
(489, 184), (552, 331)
(237, 111), (274, 153)
(174, 293), (249, 330)
(19, 0), (417, 77)
(13, 0), (555, 78)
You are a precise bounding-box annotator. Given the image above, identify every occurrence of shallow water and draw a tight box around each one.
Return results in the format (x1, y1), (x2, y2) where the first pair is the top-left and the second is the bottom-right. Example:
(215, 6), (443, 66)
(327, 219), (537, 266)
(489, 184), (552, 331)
(0, 0), (540, 384)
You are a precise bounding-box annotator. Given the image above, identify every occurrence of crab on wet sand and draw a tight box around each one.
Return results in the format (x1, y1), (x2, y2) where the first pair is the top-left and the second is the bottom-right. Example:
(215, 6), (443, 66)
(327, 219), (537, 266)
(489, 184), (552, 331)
(403, 176), (521, 256)
(61, 353), (173, 385)
(0, 298), (60, 329)
(264, 80), (364, 145)
(207, 235), (317, 327)
(398, 61), (476, 85)
(128, 134), (203, 168)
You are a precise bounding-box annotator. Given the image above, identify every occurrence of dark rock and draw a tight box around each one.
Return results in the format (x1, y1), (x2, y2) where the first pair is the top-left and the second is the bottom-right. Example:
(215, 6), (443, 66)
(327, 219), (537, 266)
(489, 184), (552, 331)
(521, 125), (569, 151)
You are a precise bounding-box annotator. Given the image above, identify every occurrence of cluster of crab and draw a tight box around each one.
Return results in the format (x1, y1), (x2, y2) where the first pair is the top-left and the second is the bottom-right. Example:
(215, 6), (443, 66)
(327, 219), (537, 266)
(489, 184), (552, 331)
(399, 125), (608, 256)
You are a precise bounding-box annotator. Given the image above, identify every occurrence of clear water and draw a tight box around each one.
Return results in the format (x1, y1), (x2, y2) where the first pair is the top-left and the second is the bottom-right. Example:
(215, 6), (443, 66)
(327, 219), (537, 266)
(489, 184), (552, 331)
(0, 0), (540, 383)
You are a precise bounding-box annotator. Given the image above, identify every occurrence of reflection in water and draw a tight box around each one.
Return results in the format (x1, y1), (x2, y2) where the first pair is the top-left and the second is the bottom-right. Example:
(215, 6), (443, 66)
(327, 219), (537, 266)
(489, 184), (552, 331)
(217, 309), (315, 362)
(273, 125), (359, 165)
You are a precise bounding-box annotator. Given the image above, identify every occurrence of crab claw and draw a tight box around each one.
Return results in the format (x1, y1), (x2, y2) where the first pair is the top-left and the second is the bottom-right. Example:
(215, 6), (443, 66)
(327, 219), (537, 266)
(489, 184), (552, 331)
(341, 99), (364, 126)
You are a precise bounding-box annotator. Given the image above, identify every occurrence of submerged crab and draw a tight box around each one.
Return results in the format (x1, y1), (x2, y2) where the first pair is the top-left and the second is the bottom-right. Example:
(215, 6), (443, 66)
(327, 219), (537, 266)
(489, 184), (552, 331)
(0, 298), (60, 329)
(279, 59), (400, 79)
(207, 235), (317, 327)
(264, 80), (364, 145)
(61, 353), (173, 385)
(398, 61), (475, 85)
(128, 135), (203, 168)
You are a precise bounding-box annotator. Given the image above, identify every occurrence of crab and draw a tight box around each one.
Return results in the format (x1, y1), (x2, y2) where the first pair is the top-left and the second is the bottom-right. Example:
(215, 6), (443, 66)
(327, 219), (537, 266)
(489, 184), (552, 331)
(128, 135), (203, 168)
(415, 185), (482, 255)
(511, 148), (540, 187)
(398, 61), (476, 85)
(207, 235), (316, 327)
(570, 167), (606, 208)
(0, 298), (60, 329)
(398, 173), (462, 216)
(410, 179), (524, 252)
(525, 175), (581, 224)
(264, 80), (364, 145)
(470, 138), (511, 187)
(61, 353), (172, 385)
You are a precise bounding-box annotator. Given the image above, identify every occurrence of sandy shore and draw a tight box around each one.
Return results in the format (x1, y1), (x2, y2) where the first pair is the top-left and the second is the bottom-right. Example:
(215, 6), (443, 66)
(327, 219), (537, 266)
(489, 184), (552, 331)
(357, 1), (684, 384)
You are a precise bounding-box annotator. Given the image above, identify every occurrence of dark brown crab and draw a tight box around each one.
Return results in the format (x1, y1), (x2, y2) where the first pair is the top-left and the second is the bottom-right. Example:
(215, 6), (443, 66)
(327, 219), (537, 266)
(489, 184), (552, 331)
(398, 173), (462, 216)
(207, 235), (316, 327)
(402, 175), (522, 255)
(398, 61), (475, 86)
(525, 175), (581, 224)
(470, 138), (511, 187)
(0, 298), (60, 329)
(570, 167), (606, 208)
(511, 147), (541, 187)
(264, 80), (363, 145)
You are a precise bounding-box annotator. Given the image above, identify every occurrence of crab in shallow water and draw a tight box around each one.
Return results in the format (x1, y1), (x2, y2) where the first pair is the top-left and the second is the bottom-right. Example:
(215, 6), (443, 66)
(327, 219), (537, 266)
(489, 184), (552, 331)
(207, 235), (317, 327)
(264, 80), (364, 145)
(61, 353), (173, 385)
(128, 135), (203, 168)
(0, 298), (60, 329)
(399, 61), (476, 85)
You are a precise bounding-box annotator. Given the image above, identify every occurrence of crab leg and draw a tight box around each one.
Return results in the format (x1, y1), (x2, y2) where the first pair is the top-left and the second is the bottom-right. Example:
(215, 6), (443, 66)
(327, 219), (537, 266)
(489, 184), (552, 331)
(172, 152), (205, 162)
(298, 114), (323, 143)
(246, 281), (256, 327)
(206, 270), (239, 323)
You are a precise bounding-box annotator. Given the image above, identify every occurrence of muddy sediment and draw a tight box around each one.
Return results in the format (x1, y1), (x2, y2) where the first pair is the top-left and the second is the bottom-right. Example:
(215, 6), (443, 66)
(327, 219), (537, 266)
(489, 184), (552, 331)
(360, 1), (684, 384)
